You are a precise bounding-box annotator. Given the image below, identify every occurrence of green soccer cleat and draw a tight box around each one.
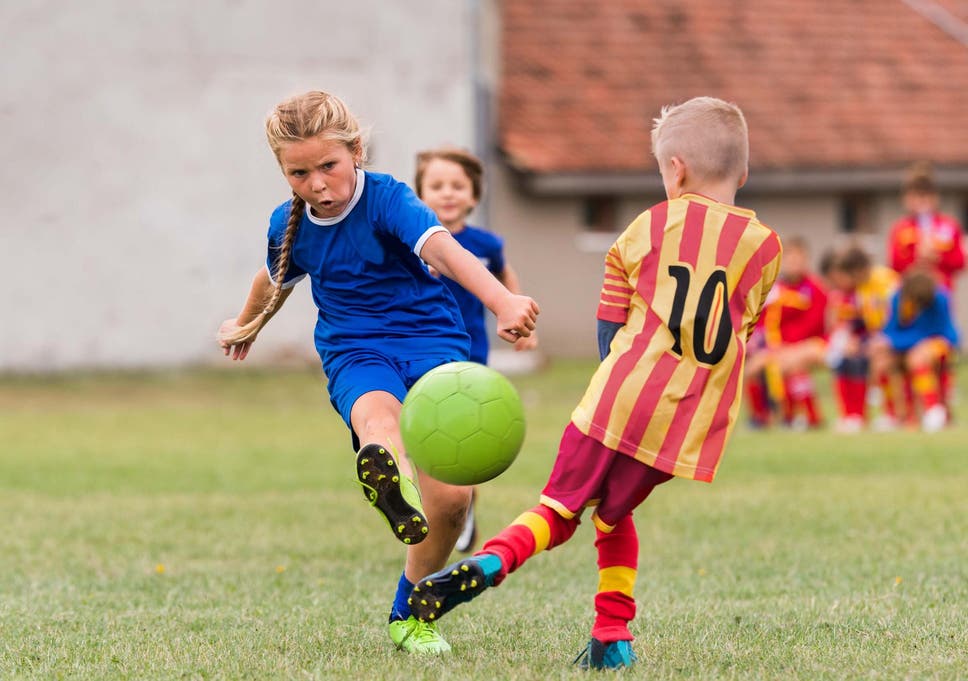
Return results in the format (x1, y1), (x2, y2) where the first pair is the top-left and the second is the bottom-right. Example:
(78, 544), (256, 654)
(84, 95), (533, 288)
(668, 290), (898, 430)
(356, 444), (429, 545)
(409, 554), (502, 622)
(573, 638), (638, 670)
(387, 616), (452, 655)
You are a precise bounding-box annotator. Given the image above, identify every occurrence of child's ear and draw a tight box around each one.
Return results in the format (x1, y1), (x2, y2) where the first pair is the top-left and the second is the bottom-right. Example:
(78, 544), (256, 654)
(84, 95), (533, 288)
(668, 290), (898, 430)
(670, 156), (687, 191)
(737, 166), (749, 189)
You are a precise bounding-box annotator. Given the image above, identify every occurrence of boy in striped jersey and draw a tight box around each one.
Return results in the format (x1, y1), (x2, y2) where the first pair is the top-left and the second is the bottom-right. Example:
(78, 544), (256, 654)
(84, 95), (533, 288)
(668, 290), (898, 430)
(409, 97), (782, 669)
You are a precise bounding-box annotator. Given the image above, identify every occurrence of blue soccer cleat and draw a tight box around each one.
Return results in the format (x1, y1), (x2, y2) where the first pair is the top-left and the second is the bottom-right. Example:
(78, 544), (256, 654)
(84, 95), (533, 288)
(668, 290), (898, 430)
(573, 638), (638, 670)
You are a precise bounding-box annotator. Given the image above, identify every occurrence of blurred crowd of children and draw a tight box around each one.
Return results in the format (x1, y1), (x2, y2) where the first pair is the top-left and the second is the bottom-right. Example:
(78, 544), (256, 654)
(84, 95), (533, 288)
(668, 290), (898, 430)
(745, 163), (964, 433)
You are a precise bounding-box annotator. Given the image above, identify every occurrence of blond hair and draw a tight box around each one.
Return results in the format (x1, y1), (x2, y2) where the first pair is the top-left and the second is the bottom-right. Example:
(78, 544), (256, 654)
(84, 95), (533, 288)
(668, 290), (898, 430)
(651, 96), (749, 183)
(414, 146), (485, 204)
(223, 91), (365, 345)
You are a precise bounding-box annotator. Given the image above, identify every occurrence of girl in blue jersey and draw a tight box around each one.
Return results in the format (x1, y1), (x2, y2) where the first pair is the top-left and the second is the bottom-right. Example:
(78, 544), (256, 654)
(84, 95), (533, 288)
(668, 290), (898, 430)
(217, 91), (539, 655)
(414, 146), (539, 552)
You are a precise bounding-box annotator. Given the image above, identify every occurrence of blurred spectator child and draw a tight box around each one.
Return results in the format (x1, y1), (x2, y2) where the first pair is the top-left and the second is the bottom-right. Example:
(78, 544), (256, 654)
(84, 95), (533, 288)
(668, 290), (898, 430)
(887, 162), (965, 291)
(887, 162), (964, 405)
(872, 269), (960, 432)
(744, 236), (828, 428)
(415, 146), (538, 553)
(825, 246), (899, 432)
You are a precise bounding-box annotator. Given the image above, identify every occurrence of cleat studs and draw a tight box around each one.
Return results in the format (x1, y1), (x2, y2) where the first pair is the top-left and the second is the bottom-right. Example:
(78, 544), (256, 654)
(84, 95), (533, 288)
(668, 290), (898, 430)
(420, 599), (427, 606)
(386, 459), (394, 466)
(421, 527), (428, 534)
(404, 538), (412, 544)
(360, 458), (369, 465)
(425, 580), (433, 587)
(361, 471), (370, 479)
(460, 565), (469, 572)
(378, 474), (386, 481)
(412, 516), (421, 523)
(429, 613), (436, 620)
(435, 601), (441, 608)
(397, 524), (405, 533)
(460, 584), (467, 591)
(392, 475), (399, 483)
(451, 569), (459, 576)
(407, 597), (413, 605)
(470, 579), (478, 588)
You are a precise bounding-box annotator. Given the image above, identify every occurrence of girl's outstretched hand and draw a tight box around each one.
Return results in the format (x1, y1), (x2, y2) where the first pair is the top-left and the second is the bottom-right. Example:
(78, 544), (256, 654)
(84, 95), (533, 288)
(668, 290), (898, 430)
(495, 294), (540, 344)
(217, 318), (255, 361)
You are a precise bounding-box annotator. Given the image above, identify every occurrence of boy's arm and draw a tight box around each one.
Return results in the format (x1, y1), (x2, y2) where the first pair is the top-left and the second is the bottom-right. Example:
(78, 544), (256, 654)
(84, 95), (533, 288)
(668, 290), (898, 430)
(747, 241), (783, 338)
(420, 231), (539, 343)
(597, 320), (623, 360)
(217, 267), (295, 360)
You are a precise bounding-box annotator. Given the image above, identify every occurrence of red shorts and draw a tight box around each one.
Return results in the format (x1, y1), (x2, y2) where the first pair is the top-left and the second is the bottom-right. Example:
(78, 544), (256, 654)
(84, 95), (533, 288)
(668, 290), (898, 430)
(540, 422), (673, 532)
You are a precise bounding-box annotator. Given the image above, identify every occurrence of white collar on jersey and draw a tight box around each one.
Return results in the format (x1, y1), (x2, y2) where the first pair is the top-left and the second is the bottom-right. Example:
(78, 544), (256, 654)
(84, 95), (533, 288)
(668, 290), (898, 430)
(305, 168), (366, 226)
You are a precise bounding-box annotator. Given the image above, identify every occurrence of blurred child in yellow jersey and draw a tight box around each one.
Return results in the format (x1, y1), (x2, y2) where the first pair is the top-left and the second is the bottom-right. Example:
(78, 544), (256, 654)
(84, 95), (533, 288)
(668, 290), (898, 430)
(405, 97), (781, 670)
(825, 246), (899, 432)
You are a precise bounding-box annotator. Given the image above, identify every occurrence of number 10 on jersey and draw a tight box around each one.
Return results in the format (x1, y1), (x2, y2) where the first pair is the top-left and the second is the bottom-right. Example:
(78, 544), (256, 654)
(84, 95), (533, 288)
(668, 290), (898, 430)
(667, 264), (733, 365)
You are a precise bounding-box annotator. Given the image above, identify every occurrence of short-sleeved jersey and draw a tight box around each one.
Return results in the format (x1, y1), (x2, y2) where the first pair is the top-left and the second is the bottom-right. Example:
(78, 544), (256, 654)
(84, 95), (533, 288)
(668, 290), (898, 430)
(830, 266), (899, 336)
(572, 194), (782, 483)
(439, 226), (506, 364)
(882, 288), (959, 352)
(762, 274), (827, 346)
(266, 170), (469, 369)
(888, 212), (966, 289)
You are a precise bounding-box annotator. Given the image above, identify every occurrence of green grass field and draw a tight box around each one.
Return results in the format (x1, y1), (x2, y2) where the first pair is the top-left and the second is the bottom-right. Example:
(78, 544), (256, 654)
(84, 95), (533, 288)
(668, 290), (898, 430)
(1, 362), (965, 680)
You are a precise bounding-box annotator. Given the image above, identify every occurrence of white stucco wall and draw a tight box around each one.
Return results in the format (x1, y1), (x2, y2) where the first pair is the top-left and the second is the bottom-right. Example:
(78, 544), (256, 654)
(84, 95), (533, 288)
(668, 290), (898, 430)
(2, 0), (476, 371)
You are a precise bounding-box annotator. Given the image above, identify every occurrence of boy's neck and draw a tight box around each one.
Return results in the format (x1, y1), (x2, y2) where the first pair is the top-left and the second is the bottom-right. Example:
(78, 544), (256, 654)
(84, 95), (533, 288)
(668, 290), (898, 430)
(678, 182), (738, 206)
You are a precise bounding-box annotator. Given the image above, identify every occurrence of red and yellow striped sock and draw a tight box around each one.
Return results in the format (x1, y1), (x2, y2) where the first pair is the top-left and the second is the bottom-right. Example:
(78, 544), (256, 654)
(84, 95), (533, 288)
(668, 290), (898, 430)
(478, 504), (579, 585)
(591, 514), (638, 643)
(911, 366), (941, 409)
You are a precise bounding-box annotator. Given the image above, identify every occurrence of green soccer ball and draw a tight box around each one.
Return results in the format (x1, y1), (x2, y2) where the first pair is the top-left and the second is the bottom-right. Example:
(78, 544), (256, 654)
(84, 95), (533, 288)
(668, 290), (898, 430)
(399, 362), (526, 485)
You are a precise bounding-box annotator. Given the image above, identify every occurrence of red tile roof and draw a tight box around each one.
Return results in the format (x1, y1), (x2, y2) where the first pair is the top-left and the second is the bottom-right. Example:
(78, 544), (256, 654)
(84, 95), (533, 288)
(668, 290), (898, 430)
(499, 1), (968, 174)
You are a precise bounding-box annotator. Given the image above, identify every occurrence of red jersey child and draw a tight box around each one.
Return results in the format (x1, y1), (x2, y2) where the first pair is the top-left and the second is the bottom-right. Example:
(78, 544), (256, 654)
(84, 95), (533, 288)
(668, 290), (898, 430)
(888, 162), (965, 291)
(745, 237), (827, 428)
(406, 97), (781, 670)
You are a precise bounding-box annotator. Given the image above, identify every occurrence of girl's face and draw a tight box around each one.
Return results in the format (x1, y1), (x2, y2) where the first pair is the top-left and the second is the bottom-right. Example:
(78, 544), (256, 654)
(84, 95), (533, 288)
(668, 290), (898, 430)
(418, 158), (477, 230)
(278, 136), (360, 219)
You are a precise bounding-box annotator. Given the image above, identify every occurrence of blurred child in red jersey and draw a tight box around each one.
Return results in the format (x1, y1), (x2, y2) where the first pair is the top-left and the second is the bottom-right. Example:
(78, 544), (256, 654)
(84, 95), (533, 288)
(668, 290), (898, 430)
(887, 162), (964, 407)
(405, 97), (781, 670)
(871, 269), (960, 431)
(888, 162), (965, 292)
(745, 236), (828, 429)
(825, 246), (899, 432)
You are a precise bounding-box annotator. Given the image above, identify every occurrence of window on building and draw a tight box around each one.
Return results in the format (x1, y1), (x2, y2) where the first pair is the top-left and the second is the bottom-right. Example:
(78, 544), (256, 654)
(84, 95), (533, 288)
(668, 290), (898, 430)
(583, 196), (619, 232)
(839, 193), (873, 233)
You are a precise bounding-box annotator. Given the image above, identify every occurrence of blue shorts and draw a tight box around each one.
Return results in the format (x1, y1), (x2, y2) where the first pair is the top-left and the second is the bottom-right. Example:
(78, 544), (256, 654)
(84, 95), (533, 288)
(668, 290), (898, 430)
(325, 349), (463, 430)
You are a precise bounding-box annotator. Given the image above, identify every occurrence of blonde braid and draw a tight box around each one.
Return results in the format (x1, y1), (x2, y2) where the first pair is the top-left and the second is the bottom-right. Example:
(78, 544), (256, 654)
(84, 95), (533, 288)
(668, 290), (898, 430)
(221, 193), (305, 345)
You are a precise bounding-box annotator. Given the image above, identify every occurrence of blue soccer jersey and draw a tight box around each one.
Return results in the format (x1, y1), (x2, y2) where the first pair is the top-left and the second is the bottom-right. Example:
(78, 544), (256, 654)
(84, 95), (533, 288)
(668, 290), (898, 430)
(440, 226), (506, 364)
(265, 170), (470, 370)
(882, 288), (960, 352)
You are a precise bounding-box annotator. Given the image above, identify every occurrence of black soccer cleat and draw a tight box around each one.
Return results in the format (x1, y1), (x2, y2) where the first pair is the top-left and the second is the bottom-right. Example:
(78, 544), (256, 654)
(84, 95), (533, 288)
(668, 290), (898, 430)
(356, 444), (429, 545)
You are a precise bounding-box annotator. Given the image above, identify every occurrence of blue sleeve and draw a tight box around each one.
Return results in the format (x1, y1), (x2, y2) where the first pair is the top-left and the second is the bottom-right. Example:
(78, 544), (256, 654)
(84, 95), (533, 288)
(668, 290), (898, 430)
(881, 292), (902, 344)
(597, 319), (623, 360)
(265, 201), (307, 287)
(488, 232), (506, 276)
(936, 291), (961, 348)
(376, 177), (445, 255)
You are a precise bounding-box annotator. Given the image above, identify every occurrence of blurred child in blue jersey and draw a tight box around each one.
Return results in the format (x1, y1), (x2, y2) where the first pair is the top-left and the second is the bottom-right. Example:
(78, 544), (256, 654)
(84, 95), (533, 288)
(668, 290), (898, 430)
(870, 269), (959, 431)
(217, 91), (539, 655)
(414, 146), (538, 552)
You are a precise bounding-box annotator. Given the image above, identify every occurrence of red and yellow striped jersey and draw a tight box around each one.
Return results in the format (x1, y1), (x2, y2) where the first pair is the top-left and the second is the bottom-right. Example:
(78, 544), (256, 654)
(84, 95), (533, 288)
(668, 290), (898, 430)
(572, 194), (782, 483)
